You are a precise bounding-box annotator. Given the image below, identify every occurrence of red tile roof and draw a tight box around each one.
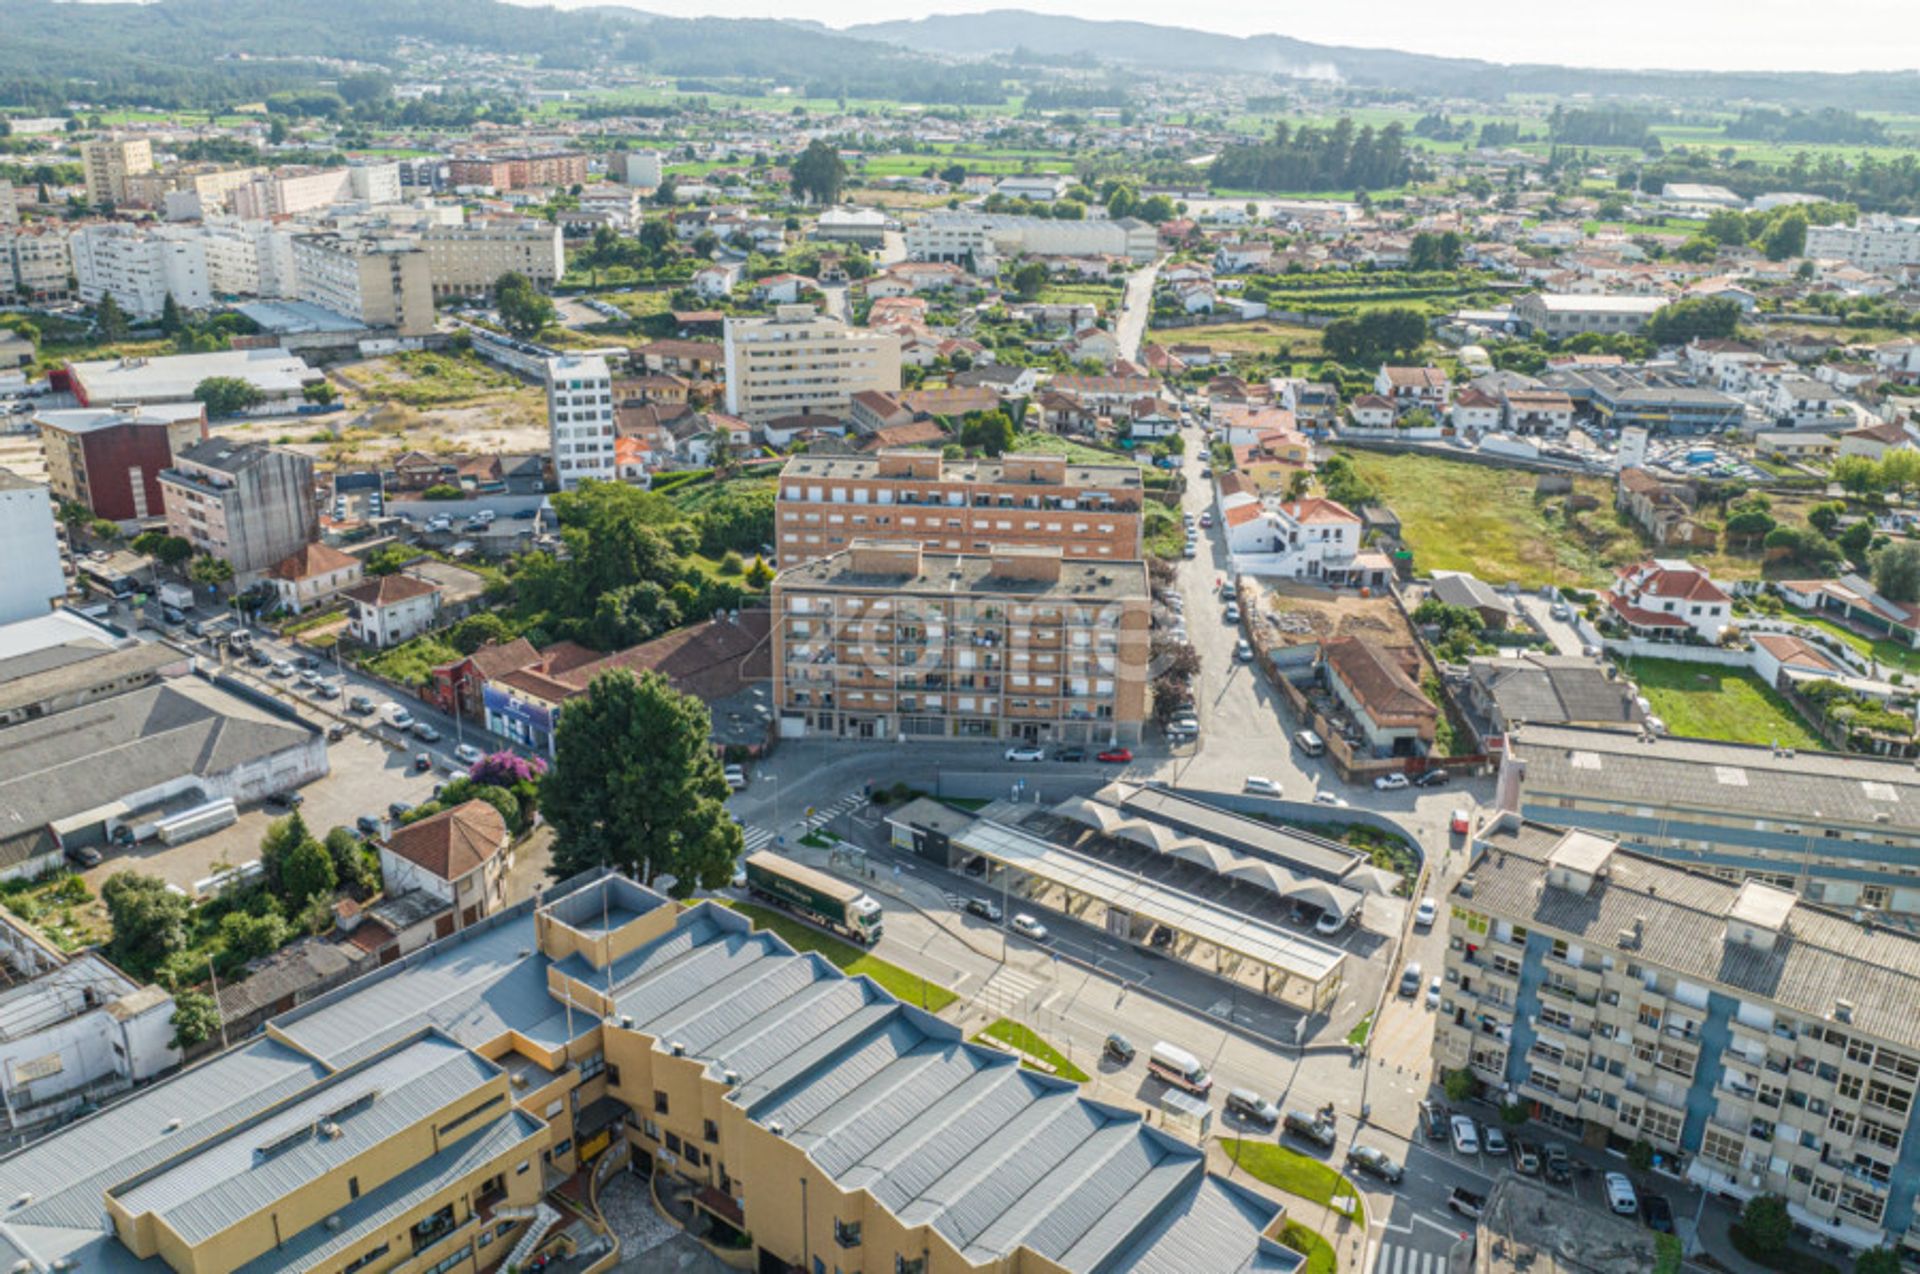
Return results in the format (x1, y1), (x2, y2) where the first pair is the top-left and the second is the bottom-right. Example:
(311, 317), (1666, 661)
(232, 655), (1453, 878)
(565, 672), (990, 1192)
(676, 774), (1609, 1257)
(269, 542), (360, 582)
(343, 573), (440, 608)
(383, 800), (508, 882)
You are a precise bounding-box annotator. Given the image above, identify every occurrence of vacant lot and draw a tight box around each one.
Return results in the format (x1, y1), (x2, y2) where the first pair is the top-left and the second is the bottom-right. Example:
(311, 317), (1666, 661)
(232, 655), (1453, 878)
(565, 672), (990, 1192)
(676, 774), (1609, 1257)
(1341, 450), (1643, 587)
(341, 349), (528, 409)
(1152, 321), (1324, 360)
(1619, 656), (1827, 750)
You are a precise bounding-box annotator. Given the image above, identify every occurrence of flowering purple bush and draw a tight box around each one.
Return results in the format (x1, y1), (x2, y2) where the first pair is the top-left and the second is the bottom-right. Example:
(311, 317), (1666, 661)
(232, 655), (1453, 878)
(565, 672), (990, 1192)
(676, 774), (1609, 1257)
(469, 751), (547, 786)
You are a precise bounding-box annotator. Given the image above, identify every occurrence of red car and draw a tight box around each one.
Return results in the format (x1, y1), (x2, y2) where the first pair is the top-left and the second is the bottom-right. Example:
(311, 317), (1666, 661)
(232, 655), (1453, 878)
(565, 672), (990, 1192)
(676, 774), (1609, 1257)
(1096, 747), (1134, 764)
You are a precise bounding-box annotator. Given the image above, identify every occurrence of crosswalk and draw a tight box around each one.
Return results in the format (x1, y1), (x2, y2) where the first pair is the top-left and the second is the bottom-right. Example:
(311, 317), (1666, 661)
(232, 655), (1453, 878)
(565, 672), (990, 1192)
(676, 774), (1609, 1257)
(801, 792), (867, 831)
(976, 964), (1046, 1017)
(740, 824), (775, 854)
(1374, 1242), (1450, 1274)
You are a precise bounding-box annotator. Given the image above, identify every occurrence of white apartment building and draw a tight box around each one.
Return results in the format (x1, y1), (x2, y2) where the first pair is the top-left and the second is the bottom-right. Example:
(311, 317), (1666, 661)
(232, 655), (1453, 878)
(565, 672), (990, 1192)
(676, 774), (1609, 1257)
(420, 218), (565, 296)
(546, 353), (616, 489)
(0, 227), (72, 303)
(0, 181), (17, 228)
(198, 217), (297, 298)
(69, 224), (211, 318)
(615, 150), (663, 188)
(723, 305), (902, 423)
(0, 470), (65, 624)
(230, 162), (398, 219)
(79, 138), (153, 207)
(1805, 216), (1920, 271)
(906, 212), (1157, 267)
(290, 233), (434, 336)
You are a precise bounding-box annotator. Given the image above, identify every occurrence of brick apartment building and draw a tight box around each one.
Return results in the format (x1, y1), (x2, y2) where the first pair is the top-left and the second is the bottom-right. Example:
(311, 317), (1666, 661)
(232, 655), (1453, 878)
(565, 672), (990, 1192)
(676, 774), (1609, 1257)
(447, 152), (590, 191)
(33, 403), (207, 522)
(774, 451), (1145, 567)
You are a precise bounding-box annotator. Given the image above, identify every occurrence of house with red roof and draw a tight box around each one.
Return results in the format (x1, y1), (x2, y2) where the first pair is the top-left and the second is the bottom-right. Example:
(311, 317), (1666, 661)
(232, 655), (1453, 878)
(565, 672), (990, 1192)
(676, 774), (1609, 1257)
(342, 573), (442, 649)
(1603, 559), (1732, 643)
(377, 800), (513, 929)
(266, 542), (363, 615)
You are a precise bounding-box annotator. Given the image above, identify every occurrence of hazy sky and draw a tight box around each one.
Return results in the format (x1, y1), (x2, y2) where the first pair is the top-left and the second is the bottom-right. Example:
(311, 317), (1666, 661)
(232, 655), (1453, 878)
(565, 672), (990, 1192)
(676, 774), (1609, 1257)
(527, 0), (1920, 74)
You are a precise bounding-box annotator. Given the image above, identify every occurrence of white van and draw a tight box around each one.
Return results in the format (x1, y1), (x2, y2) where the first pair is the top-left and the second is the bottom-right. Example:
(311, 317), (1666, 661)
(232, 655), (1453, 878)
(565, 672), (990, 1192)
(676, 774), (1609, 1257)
(1148, 1041), (1212, 1095)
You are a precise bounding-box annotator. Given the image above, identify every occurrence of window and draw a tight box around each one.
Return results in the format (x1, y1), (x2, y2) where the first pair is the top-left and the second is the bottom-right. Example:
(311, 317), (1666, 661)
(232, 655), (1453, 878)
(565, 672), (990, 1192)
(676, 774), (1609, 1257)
(704, 1119), (719, 1143)
(348, 1176), (360, 1201)
(665, 1132), (682, 1154)
(896, 1259), (927, 1274)
(342, 1243), (390, 1273)
(607, 1063), (620, 1088)
(654, 1090), (670, 1115)
(1701, 1128), (1744, 1170)
(1839, 1072), (1864, 1101)
(835, 1219), (863, 1249)
(1642, 1106), (1683, 1147)
(516, 1160), (531, 1175)
(1866, 1078), (1912, 1115)
(578, 1052), (606, 1081)
(684, 1145), (703, 1169)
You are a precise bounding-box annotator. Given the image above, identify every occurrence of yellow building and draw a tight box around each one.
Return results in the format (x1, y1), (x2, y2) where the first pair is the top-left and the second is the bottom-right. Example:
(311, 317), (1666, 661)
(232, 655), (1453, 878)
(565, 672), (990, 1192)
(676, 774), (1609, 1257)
(81, 137), (154, 207)
(0, 870), (1293, 1273)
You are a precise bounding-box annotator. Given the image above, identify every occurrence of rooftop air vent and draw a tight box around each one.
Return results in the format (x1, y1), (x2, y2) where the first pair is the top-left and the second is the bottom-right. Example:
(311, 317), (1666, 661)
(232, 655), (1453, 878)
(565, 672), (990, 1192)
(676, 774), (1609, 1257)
(1835, 999), (1856, 1024)
(669, 1041), (686, 1057)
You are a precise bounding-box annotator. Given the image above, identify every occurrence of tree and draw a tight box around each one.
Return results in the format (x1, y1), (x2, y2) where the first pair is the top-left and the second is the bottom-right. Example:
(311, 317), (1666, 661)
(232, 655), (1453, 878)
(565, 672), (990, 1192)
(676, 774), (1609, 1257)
(169, 990), (220, 1050)
(1647, 297), (1741, 347)
(96, 293), (127, 341)
(193, 375), (265, 418)
(188, 554), (233, 587)
(1322, 308), (1427, 365)
(637, 218), (672, 254)
(1873, 541), (1920, 603)
(1626, 1138), (1655, 1172)
(1408, 231), (1462, 271)
(1738, 1195), (1792, 1261)
(324, 825), (378, 893)
(1010, 261), (1048, 300)
(1840, 518), (1876, 563)
(302, 379), (339, 406)
(1703, 209), (1749, 244)
(449, 612), (515, 654)
(1762, 208), (1808, 261)
(220, 909), (290, 959)
(746, 556), (774, 590)
(542, 669), (742, 896)
(1834, 454), (1888, 498)
(789, 139), (848, 205)
(960, 410), (1016, 457)
(1807, 501), (1846, 536)
(1765, 525), (1842, 570)
(1724, 507), (1777, 548)
(651, 174), (678, 206)
(1137, 194), (1176, 223)
(258, 810), (313, 895)
(1441, 1068), (1475, 1103)
(1857, 1249), (1902, 1274)
(132, 531), (193, 568)
(89, 517), (120, 543)
(102, 872), (190, 971)
(495, 271), (556, 339)
(159, 292), (184, 336)
(280, 837), (337, 907)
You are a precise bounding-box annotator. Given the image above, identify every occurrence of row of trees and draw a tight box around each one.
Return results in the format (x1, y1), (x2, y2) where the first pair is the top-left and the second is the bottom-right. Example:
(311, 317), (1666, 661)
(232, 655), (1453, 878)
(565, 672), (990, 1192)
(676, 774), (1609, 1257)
(1209, 119), (1415, 195)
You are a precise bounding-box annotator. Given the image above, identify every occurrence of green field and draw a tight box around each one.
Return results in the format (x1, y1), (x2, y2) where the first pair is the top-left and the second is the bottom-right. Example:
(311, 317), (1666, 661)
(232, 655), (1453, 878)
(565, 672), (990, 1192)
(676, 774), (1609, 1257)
(1619, 656), (1826, 750)
(719, 901), (958, 1011)
(1220, 1140), (1366, 1231)
(1340, 450), (1642, 587)
(350, 349), (527, 408)
(975, 1018), (1089, 1083)
(1156, 321), (1325, 360)
(1782, 605), (1920, 676)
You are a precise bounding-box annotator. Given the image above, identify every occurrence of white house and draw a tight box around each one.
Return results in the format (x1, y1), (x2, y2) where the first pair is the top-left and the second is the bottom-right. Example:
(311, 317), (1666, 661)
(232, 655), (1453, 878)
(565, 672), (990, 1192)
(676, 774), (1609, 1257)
(1375, 365), (1450, 414)
(377, 799), (513, 926)
(1349, 394), (1396, 429)
(1603, 559), (1732, 643)
(266, 542), (364, 615)
(343, 573), (442, 648)
(1451, 387), (1501, 432)
(751, 273), (811, 305)
(994, 174), (1072, 203)
(1769, 377), (1854, 431)
(691, 262), (742, 299)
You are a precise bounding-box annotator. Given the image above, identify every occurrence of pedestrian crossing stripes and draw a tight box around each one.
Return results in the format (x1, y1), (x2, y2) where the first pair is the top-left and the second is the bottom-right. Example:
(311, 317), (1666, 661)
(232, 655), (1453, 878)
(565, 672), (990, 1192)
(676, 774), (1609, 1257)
(740, 824), (775, 854)
(1375, 1243), (1448, 1274)
(801, 792), (866, 831)
(976, 964), (1045, 1017)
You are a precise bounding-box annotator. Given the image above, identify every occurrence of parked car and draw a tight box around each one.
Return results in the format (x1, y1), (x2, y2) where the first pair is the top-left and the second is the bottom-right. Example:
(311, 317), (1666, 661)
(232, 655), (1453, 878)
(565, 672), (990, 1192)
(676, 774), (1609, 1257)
(1450, 808), (1472, 836)
(356, 814), (383, 837)
(1447, 1187), (1486, 1220)
(269, 659), (294, 678)
(266, 791), (304, 810)
(1312, 792), (1349, 808)
(410, 721), (441, 742)
(1243, 776), (1283, 796)
(964, 898), (1002, 923)
(1641, 1193), (1675, 1234)
(1005, 745), (1046, 763)
(247, 647), (272, 667)
(382, 704), (415, 729)
(314, 681), (341, 700)
(1481, 1124), (1509, 1157)
(1511, 1139), (1542, 1175)
(1419, 1099), (1450, 1143)
(1293, 729), (1326, 756)
(64, 845), (103, 868)
(388, 801), (413, 820)
(326, 723), (348, 742)
(1398, 961), (1423, 997)
(723, 764), (747, 790)
(348, 694), (375, 714)
(1425, 977), (1442, 1010)
(1223, 602), (1241, 623)
(1282, 1110), (1337, 1150)
(413, 752), (432, 772)
(1374, 773), (1410, 791)
(1010, 914), (1049, 941)
(1346, 1144), (1403, 1185)
(1225, 1089), (1279, 1127)
(1414, 896), (1438, 928)
(1053, 746), (1087, 762)
(454, 743), (485, 766)
(1414, 769), (1450, 787)
(1315, 909), (1349, 936)
(1450, 1115), (1479, 1155)
(1235, 639), (1254, 662)
(1096, 748), (1133, 763)
(1543, 1143), (1573, 1184)
(1604, 1172), (1639, 1216)
(1104, 1033), (1136, 1064)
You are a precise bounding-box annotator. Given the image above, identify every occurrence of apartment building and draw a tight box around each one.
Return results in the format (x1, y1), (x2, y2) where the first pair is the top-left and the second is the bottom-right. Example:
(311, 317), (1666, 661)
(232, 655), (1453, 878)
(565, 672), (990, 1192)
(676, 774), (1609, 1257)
(420, 217), (565, 296)
(35, 402), (207, 521)
(775, 450), (1144, 566)
(1500, 722), (1920, 916)
(198, 216), (298, 298)
(0, 869), (1288, 1274)
(69, 223), (211, 318)
(1435, 814), (1920, 1259)
(723, 304), (900, 423)
(120, 163), (262, 218)
(158, 440), (318, 583)
(614, 149), (663, 188)
(0, 470), (65, 624)
(1, 225), (73, 303)
(291, 233), (434, 336)
(546, 353), (615, 489)
(230, 162), (398, 219)
(1513, 292), (1670, 340)
(447, 152), (589, 190)
(0, 180), (16, 227)
(79, 137), (153, 206)
(1806, 216), (1920, 271)
(772, 540), (1151, 744)
(906, 211), (1158, 265)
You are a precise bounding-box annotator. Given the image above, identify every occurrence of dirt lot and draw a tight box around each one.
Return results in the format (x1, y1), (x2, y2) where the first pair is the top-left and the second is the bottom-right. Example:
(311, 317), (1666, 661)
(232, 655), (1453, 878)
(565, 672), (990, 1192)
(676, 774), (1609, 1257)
(1248, 580), (1416, 648)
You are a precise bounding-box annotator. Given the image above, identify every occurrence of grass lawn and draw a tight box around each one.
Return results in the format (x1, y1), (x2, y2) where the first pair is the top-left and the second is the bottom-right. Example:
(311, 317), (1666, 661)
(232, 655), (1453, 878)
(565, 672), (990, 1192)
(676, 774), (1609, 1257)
(1781, 605), (1920, 676)
(1340, 450), (1642, 587)
(1011, 431), (1139, 467)
(975, 1018), (1090, 1083)
(1619, 656), (1827, 750)
(359, 635), (462, 689)
(1279, 1221), (1336, 1274)
(1220, 1140), (1366, 1230)
(720, 901), (958, 1012)
(1344, 1012), (1374, 1048)
(1035, 283), (1125, 311)
(1145, 505), (1185, 560)
(0, 873), (107, 953)
(659, 472), (779, 516)
(1153, 321), (1324, 360)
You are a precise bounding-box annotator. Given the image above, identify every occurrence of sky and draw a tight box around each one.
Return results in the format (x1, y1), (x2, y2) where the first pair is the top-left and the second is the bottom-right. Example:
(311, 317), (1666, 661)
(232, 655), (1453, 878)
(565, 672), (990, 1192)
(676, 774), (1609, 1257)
(524, 0), (1920, 74)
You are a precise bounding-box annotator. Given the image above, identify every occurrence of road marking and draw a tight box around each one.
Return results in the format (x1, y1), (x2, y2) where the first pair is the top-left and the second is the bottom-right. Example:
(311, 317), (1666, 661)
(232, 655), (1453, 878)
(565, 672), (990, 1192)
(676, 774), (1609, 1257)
(740, 825), (775, 854)
(1412, 1213), (1462, 1238)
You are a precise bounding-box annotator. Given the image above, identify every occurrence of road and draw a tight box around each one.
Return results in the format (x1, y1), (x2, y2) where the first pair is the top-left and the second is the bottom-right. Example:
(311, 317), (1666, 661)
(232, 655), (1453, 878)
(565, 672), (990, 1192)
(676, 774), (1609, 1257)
(1114, 258), (1161, 362)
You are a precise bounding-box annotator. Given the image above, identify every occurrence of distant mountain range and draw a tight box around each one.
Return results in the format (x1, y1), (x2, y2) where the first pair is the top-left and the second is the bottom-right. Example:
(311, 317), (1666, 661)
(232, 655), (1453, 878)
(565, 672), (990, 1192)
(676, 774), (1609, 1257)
(844, 10), (1920, 112)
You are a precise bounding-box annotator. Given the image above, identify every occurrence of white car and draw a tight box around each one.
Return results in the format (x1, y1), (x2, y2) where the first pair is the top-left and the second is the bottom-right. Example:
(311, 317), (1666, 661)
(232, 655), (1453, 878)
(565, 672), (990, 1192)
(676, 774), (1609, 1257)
(1235, 639), (1254, 662)
(723, 764), (748, 790)
(1604, 1172), (1638, 1215)
(1314, 909), (1347, 936)
(1312, 792), (1350, 808)
(1425, 977), (1442, 1010)
(454, 743), (485, 767)
(1414, 897), (1438, 928)
(1005, 745), (1046, 763)
(383, 705), (415, 730)
(1374, 773), (1410, 791)
(1243, 776), (1283, 796)
(1450, 1115), (1480, 1156)
(1011, 914), (1049, 941)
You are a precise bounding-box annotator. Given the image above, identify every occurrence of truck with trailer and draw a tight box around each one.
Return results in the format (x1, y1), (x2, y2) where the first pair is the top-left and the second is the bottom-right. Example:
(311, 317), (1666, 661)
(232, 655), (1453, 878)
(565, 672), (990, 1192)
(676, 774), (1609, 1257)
(743, 851), (884, 945)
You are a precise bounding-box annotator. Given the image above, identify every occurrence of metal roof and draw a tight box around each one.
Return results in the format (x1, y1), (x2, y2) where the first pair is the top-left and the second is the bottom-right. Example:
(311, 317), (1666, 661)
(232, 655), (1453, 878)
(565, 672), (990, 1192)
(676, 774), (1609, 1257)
(955, 819), (1344, 984)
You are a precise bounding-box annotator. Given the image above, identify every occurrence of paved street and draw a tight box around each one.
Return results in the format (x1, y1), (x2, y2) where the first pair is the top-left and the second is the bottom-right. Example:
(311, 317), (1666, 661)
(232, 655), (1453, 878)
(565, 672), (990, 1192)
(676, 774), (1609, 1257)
(1114, 258), (1160, 361)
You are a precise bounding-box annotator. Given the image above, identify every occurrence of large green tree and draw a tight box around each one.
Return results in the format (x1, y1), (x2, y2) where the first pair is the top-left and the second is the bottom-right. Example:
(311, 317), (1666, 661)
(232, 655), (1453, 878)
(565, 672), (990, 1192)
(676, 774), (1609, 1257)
(543, 669), (741, 896)
(1873, 541), (1920, 603)
(789, 139), (848, 206)
(495, 270), (556, 338)
(193, 376), (265, 418)
(102, 872), (190, 972)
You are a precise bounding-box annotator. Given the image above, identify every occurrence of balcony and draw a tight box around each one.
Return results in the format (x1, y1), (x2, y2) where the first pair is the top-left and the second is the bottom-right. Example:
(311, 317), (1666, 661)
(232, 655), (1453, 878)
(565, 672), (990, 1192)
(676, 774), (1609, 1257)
(1538, 982), (1598, 1008)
